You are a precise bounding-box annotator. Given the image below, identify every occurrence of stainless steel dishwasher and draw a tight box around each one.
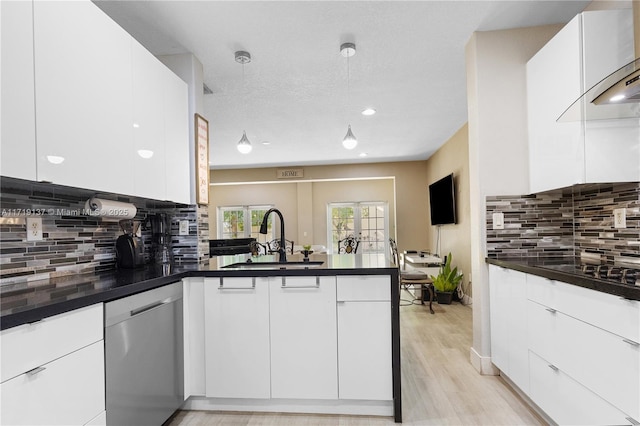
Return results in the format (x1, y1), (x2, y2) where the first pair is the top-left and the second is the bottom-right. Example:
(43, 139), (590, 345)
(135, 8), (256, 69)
(105, 282), (183, 426)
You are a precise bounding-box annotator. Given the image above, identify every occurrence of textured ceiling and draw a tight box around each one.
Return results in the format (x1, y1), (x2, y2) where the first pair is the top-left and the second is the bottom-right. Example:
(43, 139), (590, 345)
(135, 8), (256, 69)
(95, 1), (590, 169)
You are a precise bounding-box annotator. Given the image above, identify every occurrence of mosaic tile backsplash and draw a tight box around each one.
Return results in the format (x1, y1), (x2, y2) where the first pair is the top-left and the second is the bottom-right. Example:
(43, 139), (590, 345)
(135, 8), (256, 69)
(0, 177), (207, 285)
(486, 182), (640, 266)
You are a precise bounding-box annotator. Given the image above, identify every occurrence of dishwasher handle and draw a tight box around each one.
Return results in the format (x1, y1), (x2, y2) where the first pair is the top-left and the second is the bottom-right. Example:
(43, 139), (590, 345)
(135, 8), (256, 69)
(130, 301), (166, 317)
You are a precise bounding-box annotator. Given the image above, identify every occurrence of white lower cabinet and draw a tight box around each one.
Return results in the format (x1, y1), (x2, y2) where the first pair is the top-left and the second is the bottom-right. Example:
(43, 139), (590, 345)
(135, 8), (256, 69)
(490, 267), (640, 424)
(529, 350), (632, 426)
(204, 277), (271, 399)
(336, 275), (393, 401)
(269, 276), (337, 399)
(488, 265), (529, 392)
(1, 341), (105, 426)
(0, 303), (105, 426)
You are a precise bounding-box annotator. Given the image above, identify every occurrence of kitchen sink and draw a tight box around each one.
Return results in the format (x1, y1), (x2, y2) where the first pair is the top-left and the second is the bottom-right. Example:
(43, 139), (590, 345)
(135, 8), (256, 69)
(222, 261), (324, 269)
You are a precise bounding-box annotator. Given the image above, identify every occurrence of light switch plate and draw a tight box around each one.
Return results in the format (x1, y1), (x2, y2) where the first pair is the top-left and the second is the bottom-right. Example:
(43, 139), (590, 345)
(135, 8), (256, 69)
(179, 220), (189, 236)
(613, 208), (626, 229)
(492, 212), (505, 230)
(26, 217), (43, 241)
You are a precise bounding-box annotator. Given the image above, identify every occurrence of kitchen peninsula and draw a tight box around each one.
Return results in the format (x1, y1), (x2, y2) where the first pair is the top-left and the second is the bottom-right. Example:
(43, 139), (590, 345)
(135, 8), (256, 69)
(0, 253), (402, 424)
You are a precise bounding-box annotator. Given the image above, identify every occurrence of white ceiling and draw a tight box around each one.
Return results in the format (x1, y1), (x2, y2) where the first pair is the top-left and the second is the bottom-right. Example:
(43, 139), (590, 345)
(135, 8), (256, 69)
(94, 0), (589, 170)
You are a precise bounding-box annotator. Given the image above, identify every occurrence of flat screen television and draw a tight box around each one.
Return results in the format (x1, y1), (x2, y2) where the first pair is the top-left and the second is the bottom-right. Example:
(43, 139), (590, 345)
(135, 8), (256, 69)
(428, 173), (457, 225)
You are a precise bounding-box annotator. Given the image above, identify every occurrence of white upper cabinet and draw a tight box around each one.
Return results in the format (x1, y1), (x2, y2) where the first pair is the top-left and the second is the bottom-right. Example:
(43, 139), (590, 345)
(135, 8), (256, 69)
(10, 0), (190, 203)
(132, 39), (168, 201)
(527, 9), (636, 194)
(33, 0), (134, 195)
(163, 66), (191, 205)
(1, 0), (37, 181)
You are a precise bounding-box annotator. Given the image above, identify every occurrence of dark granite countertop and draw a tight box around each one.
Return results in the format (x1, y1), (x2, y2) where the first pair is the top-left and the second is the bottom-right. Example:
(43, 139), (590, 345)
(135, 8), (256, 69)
(486, 257), (640, 301)
(1, 253), (396, 330)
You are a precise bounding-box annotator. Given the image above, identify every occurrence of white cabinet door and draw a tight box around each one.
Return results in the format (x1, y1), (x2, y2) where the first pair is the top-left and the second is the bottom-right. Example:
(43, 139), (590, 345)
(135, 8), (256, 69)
(0, 0), (37, 181)
(529, 350), (633, 426)
(132, 39), (166, 201)
(488, 265), (529, 392)
(526, 300), (559, 366)
(527, 15), (583, 193)
(337, 300), (392, 401)
(1, 340), (105, 426)
(33, 0), (134, 195)
(163, 66), (190, 204)
(336, 275), (392, 401)
(204, 277), (271, 399)
(269, 276), (338, 399)
(489, 265), (509, 372)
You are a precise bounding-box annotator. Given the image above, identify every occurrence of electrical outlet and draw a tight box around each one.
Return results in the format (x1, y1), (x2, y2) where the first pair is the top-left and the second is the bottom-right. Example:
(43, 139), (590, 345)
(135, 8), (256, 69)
(179, 220), (189, 236)
(613, 208), (626, 229)
(26, 217), (43, 241)
(492, 212), (504, 230)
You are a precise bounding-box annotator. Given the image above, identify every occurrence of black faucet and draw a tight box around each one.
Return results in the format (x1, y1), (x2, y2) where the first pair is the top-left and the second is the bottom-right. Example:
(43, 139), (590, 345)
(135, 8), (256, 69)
(259, 208), (287, 263)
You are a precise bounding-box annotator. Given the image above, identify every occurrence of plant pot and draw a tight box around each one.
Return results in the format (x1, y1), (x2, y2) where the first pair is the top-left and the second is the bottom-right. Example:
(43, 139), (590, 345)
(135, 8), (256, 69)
(435, 290), (454, 305)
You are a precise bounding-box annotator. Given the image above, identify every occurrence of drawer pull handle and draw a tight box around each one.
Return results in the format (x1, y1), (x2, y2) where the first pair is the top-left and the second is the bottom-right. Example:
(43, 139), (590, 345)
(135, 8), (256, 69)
(545, 308), (557, 314)
(130, 301), (166, 317)
(281, 276), (320, 288)
(26, 366), (46, 376)
(218, 277), (256, 290)
(626, 417), (640, 425)
(623, 339), (640, 347)
(548, 364), (558, 371)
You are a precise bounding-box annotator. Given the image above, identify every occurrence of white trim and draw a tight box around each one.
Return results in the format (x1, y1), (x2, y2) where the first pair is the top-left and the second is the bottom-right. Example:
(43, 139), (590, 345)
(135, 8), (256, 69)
(211, 176), (396, 186)
(469, 346), (499, 376)
(182, 396), (394, 417)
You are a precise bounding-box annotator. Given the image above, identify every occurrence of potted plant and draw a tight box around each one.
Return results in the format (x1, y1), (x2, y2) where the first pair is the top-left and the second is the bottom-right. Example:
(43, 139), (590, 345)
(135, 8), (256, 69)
(430, 252), (463, 304)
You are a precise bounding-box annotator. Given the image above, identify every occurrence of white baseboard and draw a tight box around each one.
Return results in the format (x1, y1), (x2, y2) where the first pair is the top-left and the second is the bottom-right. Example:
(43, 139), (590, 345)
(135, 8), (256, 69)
(183, 396), (394, 417)
(470, 346), (499, 375)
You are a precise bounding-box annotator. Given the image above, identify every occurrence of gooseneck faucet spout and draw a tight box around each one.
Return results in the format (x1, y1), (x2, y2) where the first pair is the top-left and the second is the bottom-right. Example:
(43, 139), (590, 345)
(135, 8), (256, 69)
(260, 208), (287, 263)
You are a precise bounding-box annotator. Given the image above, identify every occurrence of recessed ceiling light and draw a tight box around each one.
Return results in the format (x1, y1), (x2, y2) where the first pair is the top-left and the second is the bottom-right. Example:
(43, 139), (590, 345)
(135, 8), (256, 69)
(262, 141), (271, 145)
(361, 108), (376, 116)
(609, 94), (626, 102)
(359, 152), (368, 157)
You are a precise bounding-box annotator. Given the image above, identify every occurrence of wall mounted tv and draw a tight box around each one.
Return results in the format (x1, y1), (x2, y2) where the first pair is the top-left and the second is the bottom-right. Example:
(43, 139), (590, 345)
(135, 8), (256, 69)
(428, 173), (457, 225)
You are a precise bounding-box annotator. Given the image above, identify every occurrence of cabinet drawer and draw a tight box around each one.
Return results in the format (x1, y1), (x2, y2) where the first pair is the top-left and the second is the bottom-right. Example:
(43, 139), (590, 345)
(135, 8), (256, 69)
(527, 300), (559, 364)
(526, 274), (558, 308)
(1, 303), (103, 382)
(556, 312), (640, 420)
(557, 282), (640, 343)
(337, 275), (390, 301)
(529, 350), (633, 425)
(1, 340), (105, 426)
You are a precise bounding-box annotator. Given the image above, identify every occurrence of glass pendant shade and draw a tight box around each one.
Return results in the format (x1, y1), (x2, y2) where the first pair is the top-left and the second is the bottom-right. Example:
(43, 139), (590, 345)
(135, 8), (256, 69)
(237, 131), (252, 154)
(342, 124), (358, 150)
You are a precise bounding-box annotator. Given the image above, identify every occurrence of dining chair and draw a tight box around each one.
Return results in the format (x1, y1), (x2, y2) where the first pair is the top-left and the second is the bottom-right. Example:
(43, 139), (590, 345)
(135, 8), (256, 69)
(338, 235), (360, 254)
(267, 238), (294, 255)
(389, 238), (435, 314)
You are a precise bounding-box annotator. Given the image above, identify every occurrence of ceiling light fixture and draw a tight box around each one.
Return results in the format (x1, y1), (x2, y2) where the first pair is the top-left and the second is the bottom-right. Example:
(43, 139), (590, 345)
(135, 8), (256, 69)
(361, 108), (376, 116)
(341, 42), (357, 150)
(235, 50), (252, 154)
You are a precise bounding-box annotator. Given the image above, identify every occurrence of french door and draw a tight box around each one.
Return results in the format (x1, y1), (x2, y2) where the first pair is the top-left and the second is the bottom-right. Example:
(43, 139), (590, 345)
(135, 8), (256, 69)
(327, 202), (389, 254)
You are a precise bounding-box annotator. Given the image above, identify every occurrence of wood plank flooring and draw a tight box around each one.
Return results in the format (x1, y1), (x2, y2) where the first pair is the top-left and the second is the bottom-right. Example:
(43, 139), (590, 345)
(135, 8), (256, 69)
(169, 292), (544, 425)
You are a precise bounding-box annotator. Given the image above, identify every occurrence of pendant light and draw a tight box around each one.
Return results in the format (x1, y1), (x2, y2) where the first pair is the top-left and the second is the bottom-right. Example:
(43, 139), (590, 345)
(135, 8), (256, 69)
(341, 42), (357, 150)
(235, 50), (252, 154)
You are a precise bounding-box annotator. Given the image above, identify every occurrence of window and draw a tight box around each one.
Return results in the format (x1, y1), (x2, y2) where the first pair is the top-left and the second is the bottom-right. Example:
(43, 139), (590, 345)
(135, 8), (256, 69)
(218, 205), (274, 240)
(327, 202), (389, 254)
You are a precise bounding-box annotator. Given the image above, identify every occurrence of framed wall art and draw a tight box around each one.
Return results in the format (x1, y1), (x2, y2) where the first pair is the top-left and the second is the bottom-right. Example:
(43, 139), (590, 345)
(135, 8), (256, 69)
(195, 113), (209, 205)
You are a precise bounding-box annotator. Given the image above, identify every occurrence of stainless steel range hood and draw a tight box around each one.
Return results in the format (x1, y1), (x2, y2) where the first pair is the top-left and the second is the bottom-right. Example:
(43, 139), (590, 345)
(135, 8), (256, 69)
(558, 2), (640, 122)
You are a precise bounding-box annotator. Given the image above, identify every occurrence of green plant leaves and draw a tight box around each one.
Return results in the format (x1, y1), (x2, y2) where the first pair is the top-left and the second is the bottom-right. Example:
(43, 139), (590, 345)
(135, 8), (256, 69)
(429, 252), (463, 292)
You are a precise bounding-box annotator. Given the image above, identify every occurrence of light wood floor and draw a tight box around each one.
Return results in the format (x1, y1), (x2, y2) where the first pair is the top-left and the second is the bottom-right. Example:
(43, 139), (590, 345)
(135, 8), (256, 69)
(169, 292), (544, 425)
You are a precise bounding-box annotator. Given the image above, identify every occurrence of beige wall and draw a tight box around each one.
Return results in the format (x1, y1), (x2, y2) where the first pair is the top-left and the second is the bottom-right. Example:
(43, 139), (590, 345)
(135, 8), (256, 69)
(210, 161), (429, 253)
(466, 24), (563, 374)
(425, 123), (471, 297)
